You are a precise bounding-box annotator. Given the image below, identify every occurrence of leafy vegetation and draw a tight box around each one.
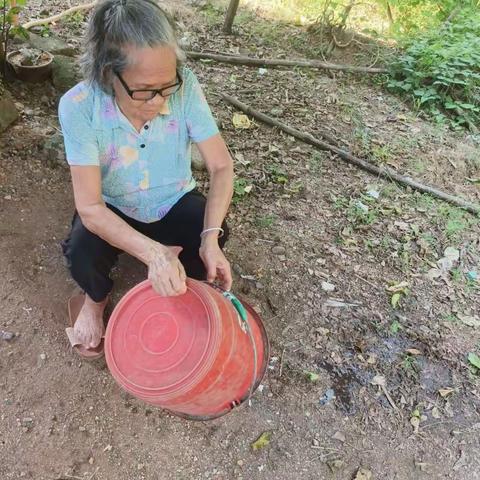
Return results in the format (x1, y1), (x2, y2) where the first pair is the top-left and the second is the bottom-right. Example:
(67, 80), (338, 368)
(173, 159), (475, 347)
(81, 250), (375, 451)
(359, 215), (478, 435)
(1, 0), (29, 77)
(388, 9), (480, 129)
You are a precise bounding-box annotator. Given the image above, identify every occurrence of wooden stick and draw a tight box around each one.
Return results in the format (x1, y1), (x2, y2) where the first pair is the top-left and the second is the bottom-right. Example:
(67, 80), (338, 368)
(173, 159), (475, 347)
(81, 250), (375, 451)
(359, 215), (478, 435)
(220, 94), (480, 215)
(187, 51), (388, 74)
(22, 2), (96, 30)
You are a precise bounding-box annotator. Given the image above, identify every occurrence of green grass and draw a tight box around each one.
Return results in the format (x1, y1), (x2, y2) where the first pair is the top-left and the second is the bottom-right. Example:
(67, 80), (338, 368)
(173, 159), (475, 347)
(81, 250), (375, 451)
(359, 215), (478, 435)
(255, 214), (277, 228)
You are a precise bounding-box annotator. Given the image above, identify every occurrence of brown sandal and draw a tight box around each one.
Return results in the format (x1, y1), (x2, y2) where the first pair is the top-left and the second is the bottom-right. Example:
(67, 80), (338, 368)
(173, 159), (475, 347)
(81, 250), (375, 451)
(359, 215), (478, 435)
(66, 294), (105, 360)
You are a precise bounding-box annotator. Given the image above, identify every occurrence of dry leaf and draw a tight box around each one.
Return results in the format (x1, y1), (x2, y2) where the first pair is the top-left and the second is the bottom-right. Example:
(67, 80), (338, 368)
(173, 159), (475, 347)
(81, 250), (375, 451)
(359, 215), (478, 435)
(438, 387), (455, 398)
(355, 467), (373, 480)
(386, 281), (409, 293)
(457, 314), (480, 328)
(405, 348), (423, 356)
(232, 113), (252, 129)
(371, 375), (386, 387)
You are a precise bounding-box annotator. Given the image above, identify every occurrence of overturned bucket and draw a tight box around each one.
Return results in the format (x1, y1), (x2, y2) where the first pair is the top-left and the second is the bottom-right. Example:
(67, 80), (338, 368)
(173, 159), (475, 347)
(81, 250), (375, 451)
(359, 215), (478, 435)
(105, 278), (269, 420)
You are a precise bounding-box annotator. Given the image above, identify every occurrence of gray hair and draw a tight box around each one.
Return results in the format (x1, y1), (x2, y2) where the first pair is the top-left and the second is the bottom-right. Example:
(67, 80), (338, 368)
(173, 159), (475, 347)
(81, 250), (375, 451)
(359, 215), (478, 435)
(80, 0), (186, 93)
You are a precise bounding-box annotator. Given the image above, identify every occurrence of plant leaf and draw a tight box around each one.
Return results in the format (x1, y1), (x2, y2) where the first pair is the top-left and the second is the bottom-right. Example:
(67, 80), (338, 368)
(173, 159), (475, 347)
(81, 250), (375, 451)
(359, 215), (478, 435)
(251, 431), (271, 450)
(391, 293), (401, 308)
(468, 352), (480, 369)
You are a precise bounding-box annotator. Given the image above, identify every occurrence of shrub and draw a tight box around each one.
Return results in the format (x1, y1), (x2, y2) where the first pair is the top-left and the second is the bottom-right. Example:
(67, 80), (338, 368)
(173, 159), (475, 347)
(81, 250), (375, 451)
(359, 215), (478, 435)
(387, 9), (480, 129)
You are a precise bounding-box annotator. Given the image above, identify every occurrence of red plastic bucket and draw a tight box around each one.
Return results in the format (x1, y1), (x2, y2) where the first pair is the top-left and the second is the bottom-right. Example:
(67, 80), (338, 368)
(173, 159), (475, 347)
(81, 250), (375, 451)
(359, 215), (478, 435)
(105, 278), (269, 420)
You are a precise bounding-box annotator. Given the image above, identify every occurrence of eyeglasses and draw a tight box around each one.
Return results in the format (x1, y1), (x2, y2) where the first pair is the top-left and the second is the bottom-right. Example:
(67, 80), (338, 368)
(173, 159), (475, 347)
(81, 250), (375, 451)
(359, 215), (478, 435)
(115, 70), (183, 101)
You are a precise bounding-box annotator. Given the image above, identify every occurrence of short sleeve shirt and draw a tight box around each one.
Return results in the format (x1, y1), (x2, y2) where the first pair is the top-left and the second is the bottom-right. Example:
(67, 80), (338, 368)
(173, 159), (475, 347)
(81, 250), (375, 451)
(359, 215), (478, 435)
(58, 67), (219, 223)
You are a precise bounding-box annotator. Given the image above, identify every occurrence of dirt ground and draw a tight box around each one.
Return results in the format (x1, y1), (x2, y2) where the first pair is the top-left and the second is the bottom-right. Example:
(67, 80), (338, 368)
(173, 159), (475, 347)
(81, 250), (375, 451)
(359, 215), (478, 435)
(1, 1), (480, 479)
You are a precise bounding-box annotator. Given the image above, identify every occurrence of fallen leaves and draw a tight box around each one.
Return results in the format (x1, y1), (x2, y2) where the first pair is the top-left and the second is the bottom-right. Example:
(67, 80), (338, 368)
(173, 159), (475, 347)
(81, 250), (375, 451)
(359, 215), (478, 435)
(232, 112), (253, 129)
(438, 387), (455, 398)
(385, 281), (409, 308)
(457, 313), (480, 328)
(354, 467), (373, 480)
(426, 246), (460, 280)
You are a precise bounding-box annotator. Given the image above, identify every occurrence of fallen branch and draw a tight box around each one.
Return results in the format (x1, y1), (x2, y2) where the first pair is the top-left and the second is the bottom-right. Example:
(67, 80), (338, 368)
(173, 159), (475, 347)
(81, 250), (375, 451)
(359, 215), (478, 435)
(220, 94), (480, 215)
(22, 2), (96, 30)
(187, 51), (388, 74)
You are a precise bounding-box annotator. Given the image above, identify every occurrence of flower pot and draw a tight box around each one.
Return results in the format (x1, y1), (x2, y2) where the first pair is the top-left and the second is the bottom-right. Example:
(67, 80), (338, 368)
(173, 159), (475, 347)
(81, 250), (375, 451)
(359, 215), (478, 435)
(7, 49), (54, 83)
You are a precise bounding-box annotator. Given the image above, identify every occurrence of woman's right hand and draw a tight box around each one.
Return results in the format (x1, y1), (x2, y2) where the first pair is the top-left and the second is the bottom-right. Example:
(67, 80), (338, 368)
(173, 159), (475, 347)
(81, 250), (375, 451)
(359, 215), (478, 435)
(146, 243), (187, 296)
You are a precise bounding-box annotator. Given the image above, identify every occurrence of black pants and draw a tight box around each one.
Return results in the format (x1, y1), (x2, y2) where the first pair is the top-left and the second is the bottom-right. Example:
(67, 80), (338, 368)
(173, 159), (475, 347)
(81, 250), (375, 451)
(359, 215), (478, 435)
(62, 190), (229, 302)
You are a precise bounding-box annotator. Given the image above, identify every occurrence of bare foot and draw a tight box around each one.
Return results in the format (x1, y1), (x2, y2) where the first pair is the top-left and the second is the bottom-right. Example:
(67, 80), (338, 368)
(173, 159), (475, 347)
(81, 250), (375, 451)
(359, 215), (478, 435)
(73, 295), (108, 349)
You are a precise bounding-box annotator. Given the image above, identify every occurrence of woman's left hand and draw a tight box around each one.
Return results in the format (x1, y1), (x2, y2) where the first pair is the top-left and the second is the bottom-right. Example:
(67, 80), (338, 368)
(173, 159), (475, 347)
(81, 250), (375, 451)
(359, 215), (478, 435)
(199, 239), (232, 291)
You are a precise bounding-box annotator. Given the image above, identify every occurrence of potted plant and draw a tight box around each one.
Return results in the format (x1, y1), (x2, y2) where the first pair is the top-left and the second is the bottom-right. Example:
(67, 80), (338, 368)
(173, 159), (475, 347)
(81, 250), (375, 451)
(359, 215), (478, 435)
(7, 46), (53, 82)
(1, 0), (53, 82)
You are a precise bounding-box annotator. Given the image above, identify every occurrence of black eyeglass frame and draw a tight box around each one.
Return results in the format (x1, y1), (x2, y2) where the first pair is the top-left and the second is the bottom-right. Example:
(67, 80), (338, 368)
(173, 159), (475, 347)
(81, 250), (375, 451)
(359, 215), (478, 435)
(114, 69), (183, 100)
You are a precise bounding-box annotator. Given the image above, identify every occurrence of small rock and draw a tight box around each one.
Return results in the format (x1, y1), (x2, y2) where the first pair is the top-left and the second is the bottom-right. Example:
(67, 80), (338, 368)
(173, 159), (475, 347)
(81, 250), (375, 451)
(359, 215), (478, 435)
(321, 281), (335, 292)
(39, 353), (47, 361)
(272, 245), (286, 255)
(137, 463), (145, 471)
(88, 457), (94, 465)
(1, 330), (14, 341)
(236, 460), (244, 467)
(332, 431), (346, 442)
(4, 195), (12, 200)
(0, 95), (19, 132)
(21, 417), (33, 429)
(191, 144), (206, 171)
(42, 133), (66, 168)
(319, 388), (335, 406)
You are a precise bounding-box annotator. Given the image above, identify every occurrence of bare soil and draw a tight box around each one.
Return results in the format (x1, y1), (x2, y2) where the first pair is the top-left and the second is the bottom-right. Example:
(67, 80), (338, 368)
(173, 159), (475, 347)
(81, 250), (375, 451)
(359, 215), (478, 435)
(1, 1), (479, 479)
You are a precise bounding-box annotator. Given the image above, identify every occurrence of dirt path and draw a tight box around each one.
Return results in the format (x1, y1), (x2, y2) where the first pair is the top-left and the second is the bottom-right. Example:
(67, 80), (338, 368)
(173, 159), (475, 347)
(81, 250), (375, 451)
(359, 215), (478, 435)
(1, 2), (479, 479)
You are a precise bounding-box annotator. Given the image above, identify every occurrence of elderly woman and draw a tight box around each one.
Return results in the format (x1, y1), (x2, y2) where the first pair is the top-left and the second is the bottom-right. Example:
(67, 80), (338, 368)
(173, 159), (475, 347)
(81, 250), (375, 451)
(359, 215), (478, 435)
(59, 0), (233, 357)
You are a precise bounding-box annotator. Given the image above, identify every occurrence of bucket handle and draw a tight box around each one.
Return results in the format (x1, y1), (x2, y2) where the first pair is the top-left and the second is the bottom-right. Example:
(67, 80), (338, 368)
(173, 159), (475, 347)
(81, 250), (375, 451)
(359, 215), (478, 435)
(221, 291), (248, 323)
(206, 283), (258, 407)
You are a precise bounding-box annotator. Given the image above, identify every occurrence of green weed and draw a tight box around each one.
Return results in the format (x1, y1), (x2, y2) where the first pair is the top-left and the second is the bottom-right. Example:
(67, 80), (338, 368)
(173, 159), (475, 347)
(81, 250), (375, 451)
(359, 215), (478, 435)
(232, 178), (250, 204)
(255, 214), (277, 228)
(388, 9), (480, 129)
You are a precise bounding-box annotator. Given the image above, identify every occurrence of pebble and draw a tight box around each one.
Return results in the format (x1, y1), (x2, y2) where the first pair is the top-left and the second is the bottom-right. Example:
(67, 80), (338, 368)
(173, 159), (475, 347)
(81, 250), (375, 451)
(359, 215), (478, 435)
(3, 195), (12, 201)
(319, 388), (335, 406)
(321, 281), (335, 292)
(39, 353), (47, 361)
(272, 245), (286, 255)
(1, 330), (14, 341)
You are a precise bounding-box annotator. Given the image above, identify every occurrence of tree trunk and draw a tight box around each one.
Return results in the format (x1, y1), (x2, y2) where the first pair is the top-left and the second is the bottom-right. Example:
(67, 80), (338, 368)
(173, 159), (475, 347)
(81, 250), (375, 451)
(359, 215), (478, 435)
(386, 1), (394, 25)
(223, 0), (240, 34)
